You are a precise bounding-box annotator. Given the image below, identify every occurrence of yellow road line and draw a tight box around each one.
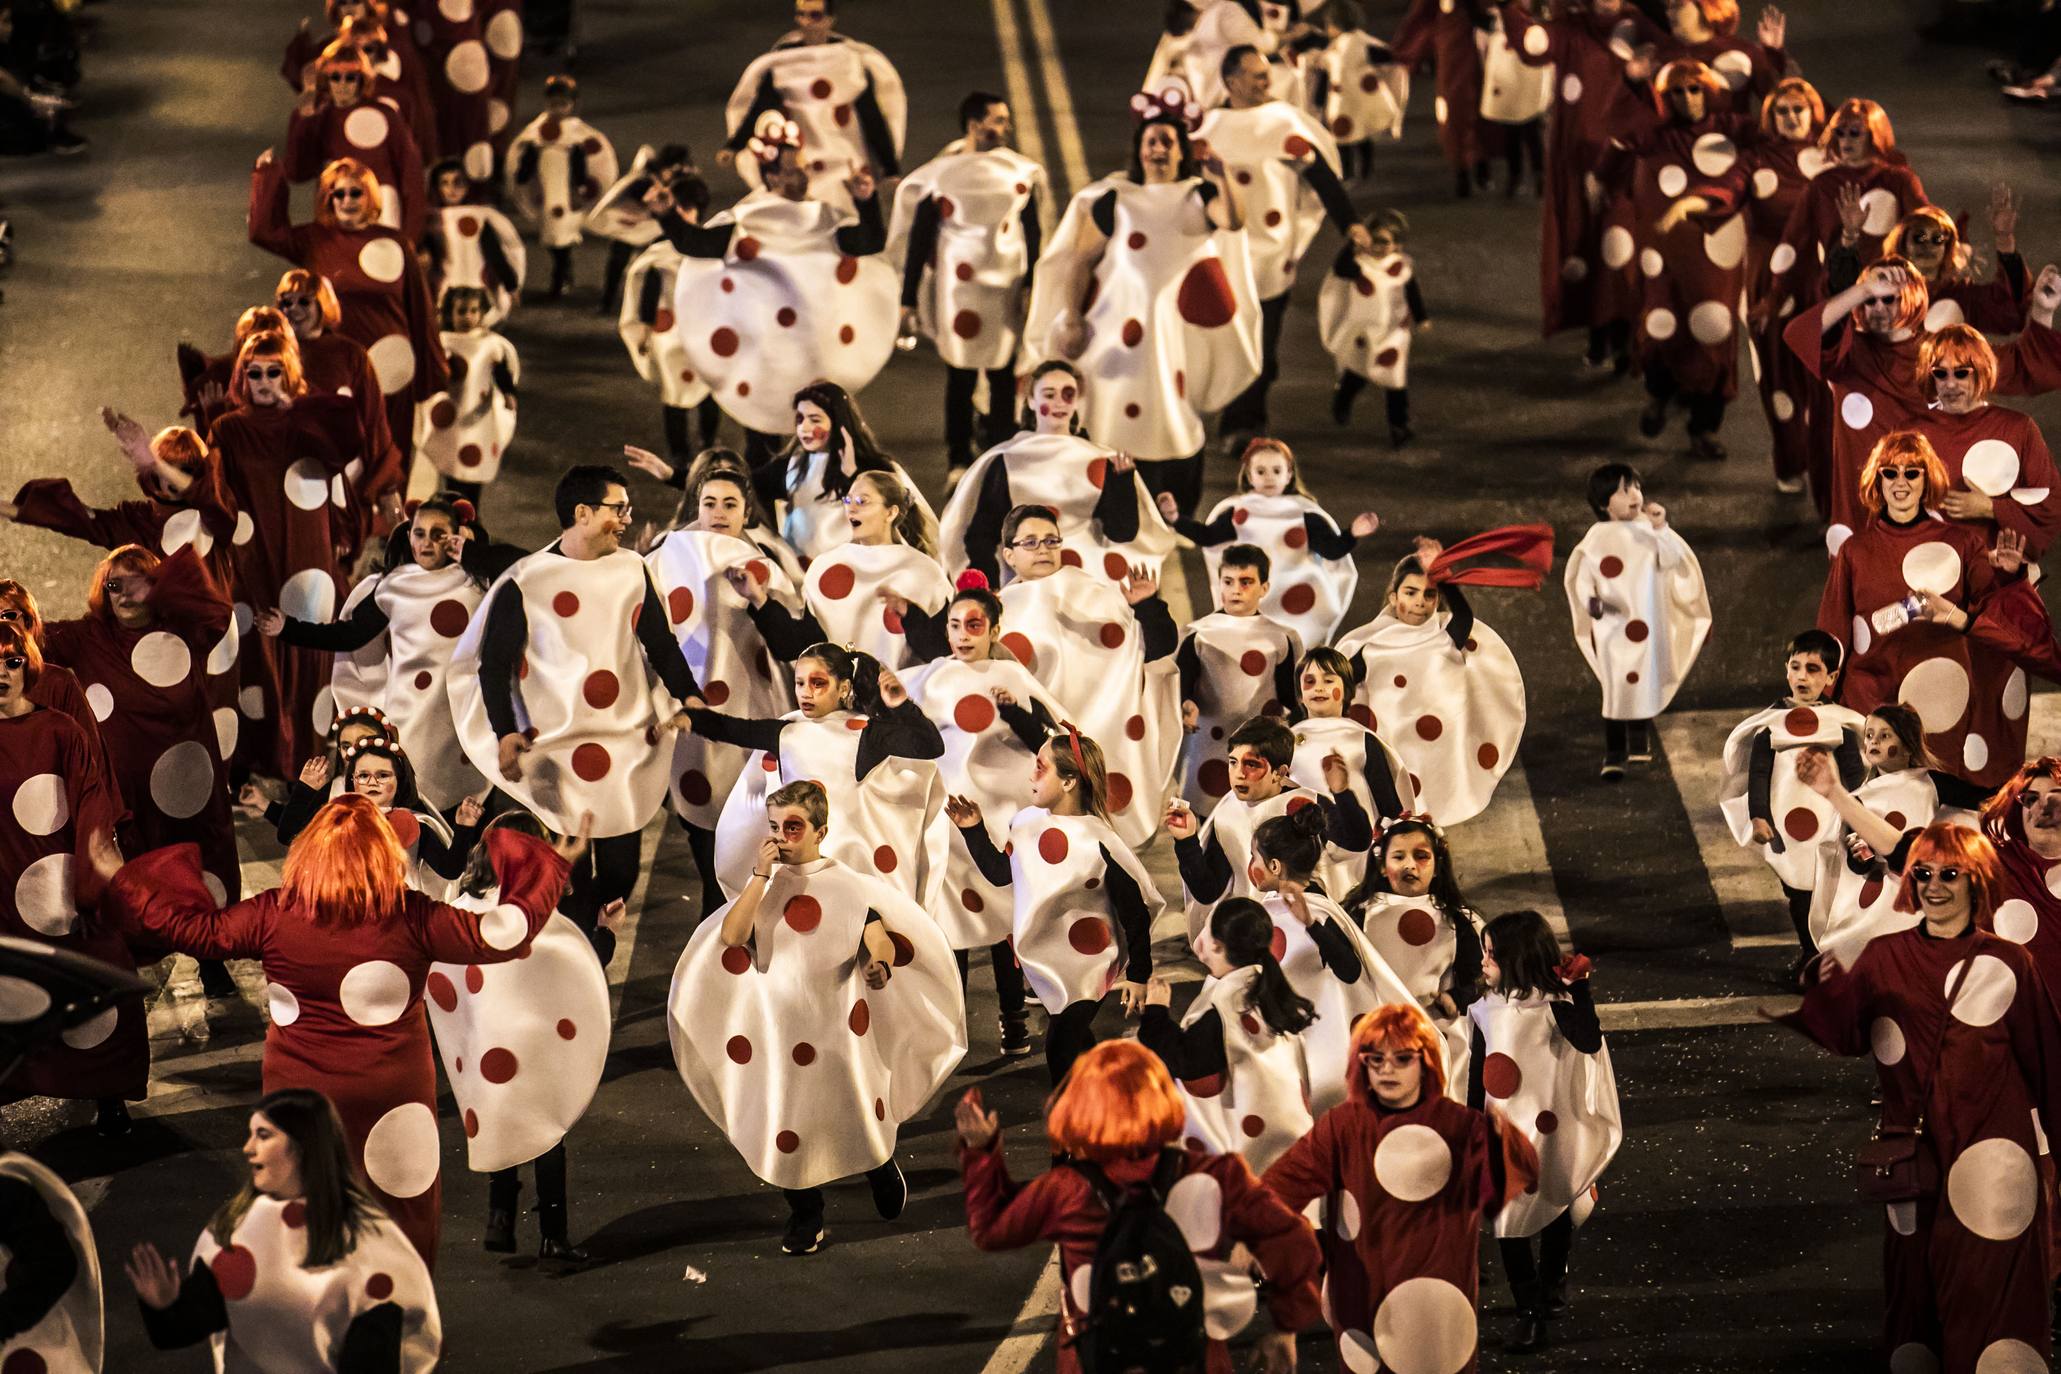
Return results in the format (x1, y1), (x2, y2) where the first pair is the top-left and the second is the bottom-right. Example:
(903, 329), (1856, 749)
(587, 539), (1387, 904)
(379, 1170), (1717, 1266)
(987, 0), (1051, 183)
(1020, 0), (1092, 196)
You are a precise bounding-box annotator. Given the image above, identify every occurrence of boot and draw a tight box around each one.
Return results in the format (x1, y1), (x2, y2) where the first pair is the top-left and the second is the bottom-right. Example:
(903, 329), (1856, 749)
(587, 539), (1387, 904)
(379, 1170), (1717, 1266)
(548, 248), (573, 300)
(95, 1097), (131, 1139)
(537, 1203), (590, 1267)
(1506, 1282), (1547, 1352)
(1331, 378), (1356, 426)
(485, 1176), (520, 1253)
(999, 1009), (1033, 1058)
(1638, 394), (1668, 438)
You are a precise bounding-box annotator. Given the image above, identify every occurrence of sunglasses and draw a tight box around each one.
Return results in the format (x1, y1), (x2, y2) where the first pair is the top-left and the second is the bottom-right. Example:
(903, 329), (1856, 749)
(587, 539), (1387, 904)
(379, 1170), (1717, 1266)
(277, 293), (315, 308)
(331, 188), (366, 202)
(0, 609), (24, 622)
(245, 366), (285, 381)
(327, 71), (364, 82)
(1909, 864), (1962, 885)
(1358, 1049), (1419, 1069)
(1930, 367), (1974, 382)
(0, 655), (25, 671)
(1880, 466), (1927, 482)
(1835, 124), (1866, 138)
(1864, 293), (1900, 308)
(1907, 231), (1950, 248)
(1010, 535), (1063, 551)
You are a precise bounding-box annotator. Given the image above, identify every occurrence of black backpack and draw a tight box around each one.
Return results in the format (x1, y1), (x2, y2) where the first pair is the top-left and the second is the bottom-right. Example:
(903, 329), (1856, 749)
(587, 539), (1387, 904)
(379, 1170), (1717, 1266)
(1065, 1150), (1209, 1374)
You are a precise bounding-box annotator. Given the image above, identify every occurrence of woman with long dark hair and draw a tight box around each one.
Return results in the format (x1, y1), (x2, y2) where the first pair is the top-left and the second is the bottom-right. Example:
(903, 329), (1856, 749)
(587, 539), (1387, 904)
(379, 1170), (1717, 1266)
(126, 1087), (441, 1370)
(756, 382), (936, 564)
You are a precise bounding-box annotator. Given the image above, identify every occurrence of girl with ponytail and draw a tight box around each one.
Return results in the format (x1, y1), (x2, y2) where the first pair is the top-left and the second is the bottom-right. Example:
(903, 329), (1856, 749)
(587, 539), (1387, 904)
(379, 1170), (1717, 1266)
(694, 642), (951, 908)
(1139, 897), (1317, 1171)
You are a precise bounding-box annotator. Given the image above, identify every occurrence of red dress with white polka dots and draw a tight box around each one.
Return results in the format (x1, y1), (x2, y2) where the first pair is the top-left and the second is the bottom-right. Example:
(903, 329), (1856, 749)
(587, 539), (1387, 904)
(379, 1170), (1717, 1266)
(284, 97), (427, 240)
(41, 547), (241, 920)
(107, 827), (571, 1264)
(0, 706), (145, 1104)
(1906, 404), (2061, 559)
(412, 3), (494, 180)
(1783, 926), (2061, 1374)
(1389, 0), (1495, 176)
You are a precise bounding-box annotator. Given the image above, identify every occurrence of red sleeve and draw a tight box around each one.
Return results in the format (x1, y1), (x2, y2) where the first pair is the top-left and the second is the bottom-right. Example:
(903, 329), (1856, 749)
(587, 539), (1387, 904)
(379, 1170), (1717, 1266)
(249, 157), (299, 262)
(61, 718), (121, 919)
(281, 105), (327, 184)
(107, 844), (269, 958)
(31, 668), (121, 824)
(281, 31), (316, 90)
(1497, 3), (1559, 66)
(1213, 1154), (1323, 1332)
(1963, 579), (2061, 684)
(1999, 940), (2061, 1133)
(1775, 944), (1876, 1052)
(1486, 1110), (1541, 1210)
(142, 546), (232, 644)
(392, 122), (426, 243)
(1995, 320), (2061, 399)
(1259, 1107), (1340, 1216)
(410, 829), (571, 963)
(958, 1134), (1072, 1251)
(1992, 420), (2058, 554)
(10, 480), (158, 550)
(1816, 546), (1856, 644)
(1388, 0), (1438, 67)
(1782, 305), (1839, 382)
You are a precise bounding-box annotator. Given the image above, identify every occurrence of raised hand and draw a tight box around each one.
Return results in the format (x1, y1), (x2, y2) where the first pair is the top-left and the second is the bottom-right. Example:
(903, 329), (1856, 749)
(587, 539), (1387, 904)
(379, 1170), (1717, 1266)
(1163, 800), (1198, 839)
(299, 755), (330, 789)
(1644, 501), (1668, 530)
(622, 444), (675, 484)
(944, 793), (984, 828)
(724, 564), (770, 607)
(454, 791), (487, 827)
(1322, 752), (1349, 793)
(551, 812), (595, 863)
(1155, 490), (1180, 523)
(125, 1241), (184, 1310)
(1991, 182), (2020, 249)
(1181, 699), (1201, 733)
(1792, 746), (1835, 797)
(1991, 526), (2029, 574)
(1835, 182), (1866, 242)
(1756, 4), (1786, 49)
(1124, 565), (1159, 605)
(954, 1087), (1001, 1149)
(752, 837), (780, 878)
(1350, 511), (1380, 537)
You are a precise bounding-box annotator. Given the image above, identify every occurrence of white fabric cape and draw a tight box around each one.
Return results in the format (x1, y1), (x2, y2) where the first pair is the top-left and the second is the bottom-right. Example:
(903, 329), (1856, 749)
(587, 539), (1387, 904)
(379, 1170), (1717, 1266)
(1193, 101), (1340, 300)
(888, 144), (1047, 370)
(426, 895), (609, 1172)
(666, 856), (965, 1189)
(1359, 891), (1483, 1095)
(1318, 248), (1415, 388)
(1808, 769), (1957, 968)
(1717, 703), (1865, 891)
(724, 38), (908, 213)
(357, 561), (486, 810)
(1320, 32), (1408, 143)
(1469, 990), (1623, 1237)
(1177, 611), (1302, 810)
(934, 430), (1178, 581)
(777, 454), (937, 566)
(327, 572), (393, 725)
(419, 327), (518, 483)
(1564, 519), (1712, 721)
(1198, 491), (1359, 645)
(1260, 888), (1422, 1111)
(506, 112), (619, 249)
(1176, 964), (1313, 1174)
(430, 203), (525, 324)
(618, 241), (713, 409)
(799, 539), (953, 672)
(1288, 716), (1415, 899)
(1479, 20), (1556, 124)
(0, 1153), (100, 1374)
(585, 144), (667, 247)
(1005, 806), (1165, 1012)
(1333, 609), (1524, 825)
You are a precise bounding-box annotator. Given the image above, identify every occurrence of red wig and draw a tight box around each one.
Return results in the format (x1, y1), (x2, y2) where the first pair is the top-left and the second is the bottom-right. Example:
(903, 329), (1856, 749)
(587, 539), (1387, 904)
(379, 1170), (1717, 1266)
(150, 427), (210, 472)
(85, 544), (158, 623)
(1758, 77), (1824, 137)
(1858, 431), (1950, 516)
(325, 0), (390, 27)
(1849, 253), (1930, 337)
(0, 621), (44, 686)
(1982, 757), (2061, 839)
(1916, 325), (1997, 406)
(275, 268), (344, 329)
(235, 305), (292, 346)
(1682, 0), (1739, 35)
(1651, 60), (1722, 117)
(0, 580), (43, 643)
(1045, 1039), (1187, 1163)
(281, 794), (408, 927)
(316, 157), (384, 228)
(228, 331), (309, 409)
(1817, 98), (1899, 162)
(1892, 822), (2001, 927)
(315, 35), (375, 83)
(1344, 1003), (1447, 1105)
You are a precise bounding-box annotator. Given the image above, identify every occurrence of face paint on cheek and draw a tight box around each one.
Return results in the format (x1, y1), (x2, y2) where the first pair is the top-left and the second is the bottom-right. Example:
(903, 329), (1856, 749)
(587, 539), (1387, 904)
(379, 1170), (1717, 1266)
(1038, 405), (1050, 416)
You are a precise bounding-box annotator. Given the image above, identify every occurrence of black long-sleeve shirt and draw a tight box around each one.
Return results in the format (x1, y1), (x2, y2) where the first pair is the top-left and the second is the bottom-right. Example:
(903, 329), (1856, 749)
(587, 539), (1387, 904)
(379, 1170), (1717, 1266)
(900, 185), (1042, 308)
(685, 697), (943, 782)
(1176, 623), (1300, 713)
(1466, 982), (1603, 1110)
(961, 456), (1145, 583)
(1174, 789), (1374, 903)
(1173, 507), (1359, 560)
(1745, 700), (1865, 849)
(725, 41), (901, 177)
(139, 1255), (404, 1372)
(656, 191), (886, 260)
(956, 817), (1155, 981)
(477, 546), (701, 741)
(1136, 917), (1365, 1077)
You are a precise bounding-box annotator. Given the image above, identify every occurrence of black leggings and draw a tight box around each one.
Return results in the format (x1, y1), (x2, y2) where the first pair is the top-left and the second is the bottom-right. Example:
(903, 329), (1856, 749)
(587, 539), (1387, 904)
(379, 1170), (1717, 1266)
(783, 1159), (903, 1220)
(1781, 882), (1817, 957)
(489, 1141), (566, 1214)
(1603, 719), (1651, 758)
(600, 239), (637, 314)
(682, 820), (725, 918)
(1643, 359), (1726, 436)
(954, 941), (1027, 1016)
(561, 830), (643, 942)
(1334, 373), (1410, 427)
(1499, 1211), (1576, 1309)
(1046, 999), (1103, 1085)
(1502, 118), (1545, 192)
(945, 365), (1018, 467)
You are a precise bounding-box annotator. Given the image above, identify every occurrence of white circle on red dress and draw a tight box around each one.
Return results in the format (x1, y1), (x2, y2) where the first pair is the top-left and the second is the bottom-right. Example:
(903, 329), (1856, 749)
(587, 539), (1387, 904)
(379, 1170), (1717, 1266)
(1372, 1123), (1452, 1202)
(85, 682), (114, 721)
(488, 98), (511, 134)
(340, 959), (413, 1026)
(1974, 1338), (2048, 1374)
(344, 105), (390, 150)
(1688, 301), (1734, 345)
(1433, 95), (1448, 124)
(206, 620), (239, 676)
(233, 511), (255, 545)
(1900, 542), (1962, 595)
(1961, 440), (2022, 496)
(1338, 1327), (1378, 1374)
(1965, 733), (1990, 773)
(15, 853), (76, 936)
(1771, 390), (1795, 422)
(1889, 1343), (1941, 1374)
(1769, 242), (1797, 275)
(1797, 147), (1830, 179)
(1945, 1135), (2037, 1240)
(1712, 48), (1753, 88)
(0, 974), (53, 1023)
(1870, 1016), (1906, 1065)
(1639, 248), (1664, 279)
(1859, 188), (1901, 236)
(1753, 168), (1779, 199)
(1994, 899), (2038, 944)
(358, 238), (407, 284)
(162, 508), (211, 557)
(1826, 523), (1853, 558)
(1600, 226), (1633, 269)
(1898, 657), (1970, 732)
(279, 568), (337, 623)
(1163, 1171), (1222, 1252)
(1841, 392), (1874, 430)
(1334, 1187), (1362, 1241)
(312, 686), (337, 738)
(1944, 954), (2017, 1027)
(1886, 1199), (1917, 1235)
(367, 334), (418, 394)
(464, 141), (495, 182)
(131, 631), (192, 688)
(1644, 308), (1677, 340)
(269, 982), (301, 1026)
(1560, 73), (1582, 103)
(485, 8), (523, 57)
(203, 871), (227, 908)
(362, 1101), (441, 1198)
(11, 774), (67, 836)
(1068, 1264), (1092, 1312)
(285, 458), (331, 511)
(1372, 1275), (1477, 1374)
(62, 1005), (117, 1049)
(2005, 667), (2030, 721)
(1703, 218), (1747, 270)
(1924, 298), (1966, 331)
(1656, 164), (1687, 197)
(1691, 134), (1737, 176)
(214, 707), (239, 760)
(438, 0), (474, 19)
(479, 903), (529, 950)
(1522, 25), (1549, 55)
(1848, 612), (1870, 655)
(444, 39), (489, 94)
(151, 741), (216, 819)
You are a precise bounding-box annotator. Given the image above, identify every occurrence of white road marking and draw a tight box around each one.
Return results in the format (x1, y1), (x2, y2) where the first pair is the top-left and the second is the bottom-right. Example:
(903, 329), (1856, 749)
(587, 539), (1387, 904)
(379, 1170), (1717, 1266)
(1019, 0), (1090, 196)
(977, 1252), (1063, 1374)
(1449, 760), (1568, 940)
(1653, 709), (1796, 951)
(986, 0), (1051, 198)
(1602, 994), (1798, 1031)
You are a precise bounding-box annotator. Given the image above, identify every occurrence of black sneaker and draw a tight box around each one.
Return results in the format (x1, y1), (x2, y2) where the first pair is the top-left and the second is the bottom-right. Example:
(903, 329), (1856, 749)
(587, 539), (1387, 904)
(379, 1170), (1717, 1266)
(1599, 756), (1626, 782)
(782, 1211), (825, 1256)
(1388, 422), (1414, 450)
(95, 1098), (132, 1138)
(1331, 382), (1354, 426)
(999, 1014), (1033, 1058)
(868, 1159), (908, 1221)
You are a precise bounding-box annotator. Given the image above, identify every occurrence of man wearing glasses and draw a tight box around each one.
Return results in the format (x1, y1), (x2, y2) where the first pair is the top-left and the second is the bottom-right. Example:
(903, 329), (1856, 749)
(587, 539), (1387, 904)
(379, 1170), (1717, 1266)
(456, 464), (704, 949)
(720, 0), (905, 213)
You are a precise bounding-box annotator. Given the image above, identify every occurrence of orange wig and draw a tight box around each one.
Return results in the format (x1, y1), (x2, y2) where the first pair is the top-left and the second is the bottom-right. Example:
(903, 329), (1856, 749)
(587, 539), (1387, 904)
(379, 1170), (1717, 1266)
(1858, 431), (1950, 516)
(0, 580), (43, 642)
(1045, 1039), (1187, 1163)
(1758, 77), (1824, 138)
(1817, 98), (1898, 162)
(1849, 253), (1930, 336)
(150, 426), (211, 472)
(281, 794), (408, 927)
(0, 621), (43, 686)
(315, 35), (375, 83)
(1885, 206), (1968, 282)
(1652, 60), (1722, 117)
(1679, 0), (1739, 35)
(276, 268), (344, 329)
(235, 305), (292, 345)
(228, 332), (309, 409)
(326, 0), (390, 27)
(85, 545), (159, 623)
(1892, 822), (2001, 926)
(1916, 325), (1997, 406)
(1982, 757), (2061, 840)
(1344, 1003), (1447, 1105)
(316, 157), (384, 228)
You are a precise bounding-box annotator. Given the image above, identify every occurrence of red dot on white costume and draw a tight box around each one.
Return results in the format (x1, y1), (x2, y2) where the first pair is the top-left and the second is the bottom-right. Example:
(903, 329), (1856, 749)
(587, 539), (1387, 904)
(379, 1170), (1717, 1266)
(1067, 918), (1110, 954)
(1625, 620), (1650, 644)
(954, 695), (996, 733)
(1782, 807), (1819, 842)
(426, 971), (458, 1013)
(1414, 715), (1443, 741)
(818, 562), (857, 599)
(726, 1034), (753, 1064)
(1038, 828), (1069, 863)
(1175, 259), (1238, 327)
(849, 999), (871, 1035)
(569, 742), (612, 781)
(480, 1047), (519, 1083)
(362, 1101), (441, 1198)
(1483, 1051), (1523, 1098)
(785, 895), (823, 933)
(212, 1245), (258, 1301)
(721, 945), (753, 975)
(1373, 1122), (1453, 1202)
(583, 670), (621, 709)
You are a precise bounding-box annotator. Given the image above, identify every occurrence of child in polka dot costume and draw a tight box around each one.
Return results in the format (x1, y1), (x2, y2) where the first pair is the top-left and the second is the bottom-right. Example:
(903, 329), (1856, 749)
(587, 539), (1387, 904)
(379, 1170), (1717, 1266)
(418, 286), (518, 503)
(1347, 815), (1484, 1093)
(1286, 648), (1414, 899)
(1319, 210), (1428, 449)
(423, 158), (526, 326)
(507, 76), (618, 300)
(1173, 544), (1304, 811)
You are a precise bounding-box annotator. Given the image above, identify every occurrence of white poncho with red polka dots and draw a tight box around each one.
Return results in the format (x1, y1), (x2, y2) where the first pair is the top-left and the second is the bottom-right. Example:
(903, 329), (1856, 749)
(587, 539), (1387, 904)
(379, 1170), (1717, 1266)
(448, 546), (682, 838)
(1178, 610), (1303, 811)
(0, 1154), (99, 1374)
(710, 709), (950, 910)
(1468, 989), (1622, 1239)
(1262, 888), (1422, 1110)
(671, 191), (900, 437)
(426, 895), (610, 1173)
(1177, 964), (1314, 1174)
(1194, 101), (1339, 301)
(800, 540), (953, 672)
(1319, 31), (1409, 145)
(725, 39), (908, 213)
(343, 562), (486, 811)
(1287, 717), (1414, 900)
(1318, 248), (1415, 390)
(647, 529), (803, 829)
(1334, 608), (1524, 827)
(1005, 806), (1164, 1013)
(1358, 890), (1481, 1095)
(888, 142), (1046, 372)
(419, 327), (518, 485)
(1200, 492), (1360, 646)
(618, 242), (712, 410)
(994, 566), (1180, 848)
(190, 1197), (439, 1372)
(667, 856), (965, 1190)
(934, 431), (1177, 581)
(1183, 785), (1316, 945)
(899, 654), (1068, 948)
(327, 573), (391, 729)
(1564, 519), (1711, 722)
(1718, 702), (1866, 892)
(1023, 177), (1262, 461)
(430, 203), (525, 324)
(1808, 768), (1957, 970)
(506, 112), (618, 250)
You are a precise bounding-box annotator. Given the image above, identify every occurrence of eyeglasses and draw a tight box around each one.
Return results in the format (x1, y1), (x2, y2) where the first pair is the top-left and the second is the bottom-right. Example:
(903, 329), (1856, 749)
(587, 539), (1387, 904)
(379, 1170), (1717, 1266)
(1835, 124), (1866, 138)
(0, 656), (25, 671)
(2017, 790), (2056, 809)
(1880, 466), (1927, 482)
(245, 366), (285, 381)
(587, 500), (633, 519)
(1930, 367), (1974, 382)
(277, 294), (314, 309)
(1909, 864), (1962, 884)
(841, 493), (877, 509)
(1010, 535), (1063, 551)
(0, 609), (22, 623)
(1358, 1049), (1419, 1069)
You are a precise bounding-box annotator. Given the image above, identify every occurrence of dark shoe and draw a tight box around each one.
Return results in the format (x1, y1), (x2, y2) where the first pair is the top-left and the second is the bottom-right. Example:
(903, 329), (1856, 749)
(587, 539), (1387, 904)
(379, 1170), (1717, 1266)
(484, 1209), (518, 1253)
(95, 1098), (131, 1138)
(538, 1234), (591, 1267)
(1688, 431), (1727, 461)
(1627, 722), (1653, 763)
(1638, 396), (1667, 438)
(47, 126), (88, 157)
(1611, 350), (1632, 378)
(1331, 381), (1354, 426)
(1388, 422), (1414, 450)
(1599, 756), (1626, 782)
(1543, 1288), (1570, 1320)
(783, 1211), (825, 1255)
(868, 1159), (908, 1220)
(1454, 169), (1472, 198)
(1473, 159), (1492, 189)
(1507, 1312), (1548, 1352)
(999, 1013), (1033, 1058)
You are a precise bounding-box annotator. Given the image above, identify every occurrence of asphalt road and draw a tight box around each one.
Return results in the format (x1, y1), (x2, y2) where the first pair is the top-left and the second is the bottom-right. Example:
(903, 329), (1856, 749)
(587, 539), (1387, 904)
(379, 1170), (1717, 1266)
(5, 0), (2061, 1369)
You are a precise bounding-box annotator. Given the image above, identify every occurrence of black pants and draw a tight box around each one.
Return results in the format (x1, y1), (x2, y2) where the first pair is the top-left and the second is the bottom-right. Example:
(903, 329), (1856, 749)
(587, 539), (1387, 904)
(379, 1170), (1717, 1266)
(945, 365), (1018, 468)
(548, 246), (574, 295)
(1644, 359), (1726, 436)
(782, 1159), (903, 1221)
(1781, 882), (1817, 957)
(600, 240), (636, 315)
(489, 1141), (569, 1233)
(560, 830), (642, 948)
(0, 90), (50, 156)
(1502, 118), (1545, 193)
(1499, 1211), (1576, 1312)
(1218, 291), (1292, 438)
(1340, 140), (1374, 181)
(1136, 452), (1205, 522)
(1586, 321), (1631, 366)
(744, 429), (786, 468)
(1046, 998), (1103, 1085)
(1603, 718), (1651, 761)
(954, 941), (1028, 1017)
(1335, 372), (1410, 427)
(662, 398), (724, 461)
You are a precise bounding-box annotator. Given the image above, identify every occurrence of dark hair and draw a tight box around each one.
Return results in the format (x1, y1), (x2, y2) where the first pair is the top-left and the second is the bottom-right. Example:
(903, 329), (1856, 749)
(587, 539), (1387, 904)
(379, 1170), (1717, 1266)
(1585, 462), (1642, 518)
(654, 142), (694, 170)
(1482, 910), (1568, 1000)
(780, 382), (893, 505)
(1362, 207), (1408, 243)
(797, 642), (884, 715)
(1348, 819), (1471, 920)
(324, 705), (397, 774)
(666, 171), (711, 220)
(1253, 804), (1329, 881)
(342, 735), (423, 813)
(1220, 543), (1271, 581)
(1127, 116), (1199, 184)
(1161, 0), (1198, 36)
(768, 778), (830, 826)
(1211, 898), (1316, 1036)
(1000, 503), (1061, 549)
(1018, 361), (1089, 436)
(437, 284), (491, 331)
(1219, 42), (1262, 81)
(949, 572), (1004, 626)
(380, 491), (481, 581)
(458, 810), (549, 898)
(1785, 628), (1843, 674)
(554, 464), (629, 528)
(1294, 647), (1358, 718)
(1865, 702), (1933, 772)
(543, 73), (577, 99)
(428, 156), (467, 190)
(1227, 716), (1295, 770)
(1328, 0), (1365, 30)
(672, 447), (775, 533)
(210, 1088), (380, 1268)
(959, 90), (1007, 127)
(1048, 727), (1112, 820)
(850, 468), (939, 557)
